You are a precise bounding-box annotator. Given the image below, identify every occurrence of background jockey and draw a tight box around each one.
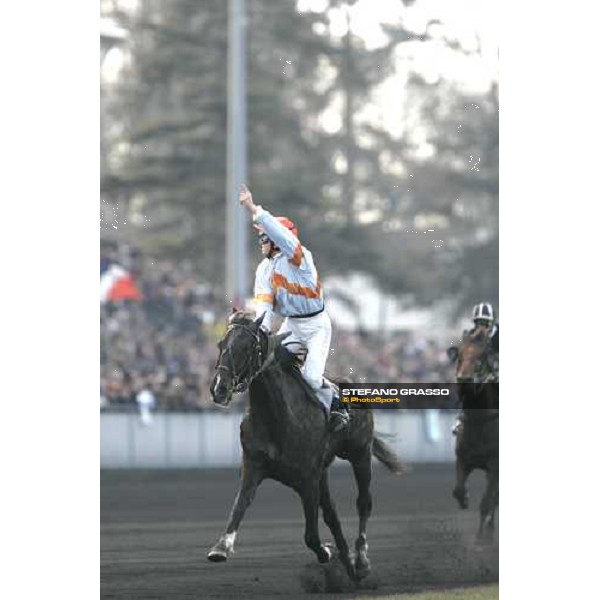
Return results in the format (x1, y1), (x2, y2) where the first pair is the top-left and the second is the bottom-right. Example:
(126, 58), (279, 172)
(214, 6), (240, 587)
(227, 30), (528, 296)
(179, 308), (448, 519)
(238, 184), (349, 433)
(471, 302), (499, 358)
(452, 302), (499, 435)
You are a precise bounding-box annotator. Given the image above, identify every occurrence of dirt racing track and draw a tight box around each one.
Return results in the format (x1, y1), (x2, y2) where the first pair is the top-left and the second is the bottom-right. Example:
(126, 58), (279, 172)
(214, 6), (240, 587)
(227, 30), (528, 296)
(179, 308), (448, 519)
(101, 463), (498, 599)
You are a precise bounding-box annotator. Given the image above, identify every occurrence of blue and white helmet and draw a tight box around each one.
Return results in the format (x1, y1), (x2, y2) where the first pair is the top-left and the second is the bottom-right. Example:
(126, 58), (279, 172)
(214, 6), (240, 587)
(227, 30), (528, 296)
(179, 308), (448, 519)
(472, 302), (495, 324)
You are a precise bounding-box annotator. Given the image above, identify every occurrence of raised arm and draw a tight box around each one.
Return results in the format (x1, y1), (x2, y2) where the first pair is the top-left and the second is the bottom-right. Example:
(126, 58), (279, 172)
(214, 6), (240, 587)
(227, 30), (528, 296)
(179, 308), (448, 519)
(239, 184), (304, 265)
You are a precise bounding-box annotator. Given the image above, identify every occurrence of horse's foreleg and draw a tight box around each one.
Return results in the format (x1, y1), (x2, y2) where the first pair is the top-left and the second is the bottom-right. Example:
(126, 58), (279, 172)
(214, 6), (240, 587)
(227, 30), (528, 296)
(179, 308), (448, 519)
(477, 461), (499, 544)
(452, 454), (471, 510)
(319, 470), (355, 580)
(351, 453), (373, 579)
(207, 460), (263, 562)
(300, 481), (331, 565)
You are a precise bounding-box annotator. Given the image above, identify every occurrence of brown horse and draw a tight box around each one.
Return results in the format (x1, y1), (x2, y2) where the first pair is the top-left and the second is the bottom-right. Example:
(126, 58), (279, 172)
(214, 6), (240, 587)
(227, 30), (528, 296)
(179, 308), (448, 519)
(449, 326), (499, 543)
(207, 310), (403, 581)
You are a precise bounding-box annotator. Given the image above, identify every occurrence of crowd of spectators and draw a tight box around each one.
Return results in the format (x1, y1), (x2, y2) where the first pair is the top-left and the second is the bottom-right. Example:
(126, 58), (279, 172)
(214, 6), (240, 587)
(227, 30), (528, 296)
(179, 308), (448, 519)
(327, 330), (454, 385)
(101, 245), (456, 413)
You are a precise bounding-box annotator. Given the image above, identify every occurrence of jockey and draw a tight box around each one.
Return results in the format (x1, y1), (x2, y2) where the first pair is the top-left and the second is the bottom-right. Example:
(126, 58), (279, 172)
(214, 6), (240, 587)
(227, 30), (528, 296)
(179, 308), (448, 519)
(452, 302), (499, 435)
(471, 302), (499, 357)
(238, 184), (349, 433)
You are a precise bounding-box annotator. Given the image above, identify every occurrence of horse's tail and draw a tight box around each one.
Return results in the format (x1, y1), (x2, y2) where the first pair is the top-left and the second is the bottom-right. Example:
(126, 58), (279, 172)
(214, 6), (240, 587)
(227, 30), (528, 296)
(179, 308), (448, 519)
(372, 434), (405, 475)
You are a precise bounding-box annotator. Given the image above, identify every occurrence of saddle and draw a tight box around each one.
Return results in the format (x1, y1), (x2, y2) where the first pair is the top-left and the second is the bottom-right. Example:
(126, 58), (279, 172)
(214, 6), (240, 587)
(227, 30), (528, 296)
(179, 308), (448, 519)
(273, 342), (341, 401)
(273, 343), (340, 395)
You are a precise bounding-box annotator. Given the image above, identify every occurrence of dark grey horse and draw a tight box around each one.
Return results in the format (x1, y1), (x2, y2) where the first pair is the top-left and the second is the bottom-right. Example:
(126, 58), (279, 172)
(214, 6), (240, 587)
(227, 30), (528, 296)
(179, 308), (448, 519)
(449, 327), (499, 543)
(207, 310), (403, 581)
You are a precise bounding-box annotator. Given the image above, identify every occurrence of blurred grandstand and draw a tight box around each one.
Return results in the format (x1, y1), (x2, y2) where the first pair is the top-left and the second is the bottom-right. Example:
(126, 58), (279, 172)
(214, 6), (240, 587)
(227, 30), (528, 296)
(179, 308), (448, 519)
(100, 0), (496, 413)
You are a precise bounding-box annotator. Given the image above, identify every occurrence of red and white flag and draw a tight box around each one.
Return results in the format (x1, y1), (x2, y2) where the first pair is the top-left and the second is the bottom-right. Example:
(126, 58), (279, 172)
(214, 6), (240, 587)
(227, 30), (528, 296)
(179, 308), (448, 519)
(100, 262), (142, 303)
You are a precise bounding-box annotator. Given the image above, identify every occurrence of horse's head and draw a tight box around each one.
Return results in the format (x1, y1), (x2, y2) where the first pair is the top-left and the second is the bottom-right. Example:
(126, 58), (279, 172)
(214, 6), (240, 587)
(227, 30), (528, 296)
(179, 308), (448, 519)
(209, 310), (268, 406)
(453, 325), (496, 384)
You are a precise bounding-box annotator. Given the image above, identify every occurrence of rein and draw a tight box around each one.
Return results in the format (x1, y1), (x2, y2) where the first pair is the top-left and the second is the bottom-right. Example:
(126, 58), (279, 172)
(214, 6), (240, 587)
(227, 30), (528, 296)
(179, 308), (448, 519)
(215, 323), (269, 394)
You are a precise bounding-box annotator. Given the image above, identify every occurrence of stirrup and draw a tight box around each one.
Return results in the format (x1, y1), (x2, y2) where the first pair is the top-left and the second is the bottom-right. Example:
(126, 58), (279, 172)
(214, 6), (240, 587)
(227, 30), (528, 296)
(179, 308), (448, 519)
(329, 409), (350, 433)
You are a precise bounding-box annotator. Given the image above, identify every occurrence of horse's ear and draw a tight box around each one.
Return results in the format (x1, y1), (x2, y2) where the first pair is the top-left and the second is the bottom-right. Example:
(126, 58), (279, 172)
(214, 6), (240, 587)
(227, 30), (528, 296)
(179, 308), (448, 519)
(272, 331), (292, 345)
(254, 312), (265, 328)
(227, 306), (241, 325)
(447, 346), (459, 363)
(266, 330), (291, 356)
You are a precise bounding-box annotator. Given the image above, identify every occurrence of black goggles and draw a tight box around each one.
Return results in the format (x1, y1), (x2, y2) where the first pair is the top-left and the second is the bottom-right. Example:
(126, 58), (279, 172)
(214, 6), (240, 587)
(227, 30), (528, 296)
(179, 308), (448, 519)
(475, 320), (492, 328)
(258, 233), (272, 245)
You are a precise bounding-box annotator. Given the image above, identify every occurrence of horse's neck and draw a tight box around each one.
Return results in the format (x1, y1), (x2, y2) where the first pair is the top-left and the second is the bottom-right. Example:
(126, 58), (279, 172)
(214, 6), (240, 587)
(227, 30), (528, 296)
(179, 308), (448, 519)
(248, 365), (318, 431)
(460, 381), (498, 409)
(462, 395), (498, 411)
(462, 393), (499, 414)
(249, 366), (289, 417)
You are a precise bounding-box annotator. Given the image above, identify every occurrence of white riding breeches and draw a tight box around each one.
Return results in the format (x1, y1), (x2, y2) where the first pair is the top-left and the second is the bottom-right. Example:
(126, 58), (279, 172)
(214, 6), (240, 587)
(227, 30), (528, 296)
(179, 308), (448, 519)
(277, 311), (332, 391)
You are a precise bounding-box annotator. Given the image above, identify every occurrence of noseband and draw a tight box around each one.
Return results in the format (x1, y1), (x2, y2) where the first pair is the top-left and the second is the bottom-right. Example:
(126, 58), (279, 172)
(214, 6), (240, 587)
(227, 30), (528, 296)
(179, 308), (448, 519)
(214, 323), (268, 394)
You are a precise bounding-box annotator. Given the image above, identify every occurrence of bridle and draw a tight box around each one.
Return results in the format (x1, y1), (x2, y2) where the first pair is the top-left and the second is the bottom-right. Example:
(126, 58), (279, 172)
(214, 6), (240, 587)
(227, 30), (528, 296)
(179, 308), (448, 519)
(213, 322), (268, 395)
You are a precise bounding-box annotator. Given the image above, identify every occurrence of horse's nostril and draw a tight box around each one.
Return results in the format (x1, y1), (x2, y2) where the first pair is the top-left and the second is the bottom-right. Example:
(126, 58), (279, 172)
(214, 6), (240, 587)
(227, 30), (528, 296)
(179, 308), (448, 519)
(212, 388), (229, 406)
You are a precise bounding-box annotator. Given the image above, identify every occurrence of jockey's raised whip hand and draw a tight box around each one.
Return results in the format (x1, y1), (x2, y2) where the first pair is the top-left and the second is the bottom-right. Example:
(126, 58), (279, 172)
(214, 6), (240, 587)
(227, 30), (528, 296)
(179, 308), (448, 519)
(239, 184), (258, 215)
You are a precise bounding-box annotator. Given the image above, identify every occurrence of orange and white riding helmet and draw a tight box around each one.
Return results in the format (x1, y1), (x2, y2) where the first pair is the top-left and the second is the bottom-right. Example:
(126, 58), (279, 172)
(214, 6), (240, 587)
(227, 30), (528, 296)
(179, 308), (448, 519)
(254, 216), (299, 239)
(275, 216), (298, 237)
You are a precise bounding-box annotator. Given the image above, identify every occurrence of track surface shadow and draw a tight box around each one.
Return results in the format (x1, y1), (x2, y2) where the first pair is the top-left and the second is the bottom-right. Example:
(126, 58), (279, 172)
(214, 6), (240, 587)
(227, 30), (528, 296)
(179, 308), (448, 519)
(101, 463), (498, 599)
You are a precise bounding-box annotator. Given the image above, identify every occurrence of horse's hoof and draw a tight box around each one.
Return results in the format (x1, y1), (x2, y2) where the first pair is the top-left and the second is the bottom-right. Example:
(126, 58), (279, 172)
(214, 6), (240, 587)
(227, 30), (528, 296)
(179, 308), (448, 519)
(475, 536), (493, 548)
(207, 539), (232, 562)
(452, 488), (469, 509)
(317, 544), (333, 563)
(207, 550), (228, 562)
(346, 562), (358, 582)
(476, 529), (494, 547)
(355, 556), (371, 580)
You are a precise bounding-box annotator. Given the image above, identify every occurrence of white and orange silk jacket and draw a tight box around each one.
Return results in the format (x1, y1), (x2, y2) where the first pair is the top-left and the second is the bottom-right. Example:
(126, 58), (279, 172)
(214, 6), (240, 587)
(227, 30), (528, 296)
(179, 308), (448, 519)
(252, 207), (324, 331)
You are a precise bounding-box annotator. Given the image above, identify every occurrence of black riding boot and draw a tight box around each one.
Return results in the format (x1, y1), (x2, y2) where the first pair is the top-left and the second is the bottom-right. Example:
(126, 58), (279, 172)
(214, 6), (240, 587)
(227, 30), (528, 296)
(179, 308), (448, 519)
(329, 393), (350, 433)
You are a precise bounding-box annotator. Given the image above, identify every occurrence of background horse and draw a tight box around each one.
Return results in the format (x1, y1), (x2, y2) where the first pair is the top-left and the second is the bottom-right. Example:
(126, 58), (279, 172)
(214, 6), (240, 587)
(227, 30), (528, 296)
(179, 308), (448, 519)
(448, 326), (499, 543)
(207, 310), (403, 582)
